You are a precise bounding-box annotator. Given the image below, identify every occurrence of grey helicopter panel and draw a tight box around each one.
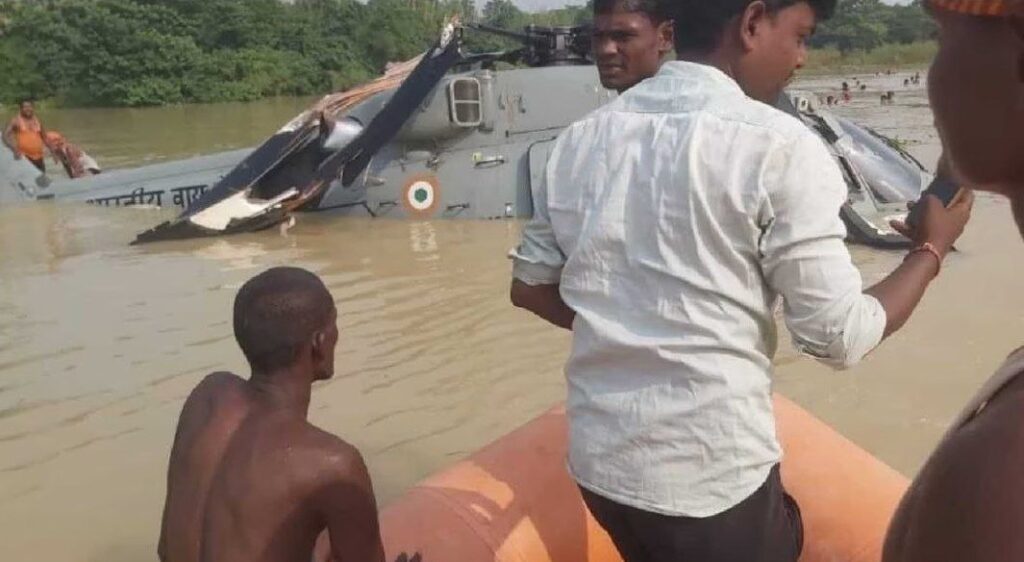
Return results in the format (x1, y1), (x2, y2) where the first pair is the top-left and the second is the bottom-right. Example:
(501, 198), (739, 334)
(0, 21), (931, 249)
(134, 21), (466, 243)
(0, 147), (48, 204)
(0, 144), (248, 209)
(316, 64), (613, 221)
(502, 68), (615, 136)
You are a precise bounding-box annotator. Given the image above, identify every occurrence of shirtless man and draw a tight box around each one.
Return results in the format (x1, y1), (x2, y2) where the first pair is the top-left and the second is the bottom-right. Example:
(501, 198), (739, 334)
(882, 2), (1024, 561)
(4, 100), (47, 172)
(158, 267), (385, 562)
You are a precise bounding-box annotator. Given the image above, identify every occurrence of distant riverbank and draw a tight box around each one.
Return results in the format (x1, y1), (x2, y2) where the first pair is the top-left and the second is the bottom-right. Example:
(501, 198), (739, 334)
(2, 41), (939, 114)
(804, 41), (937, 75)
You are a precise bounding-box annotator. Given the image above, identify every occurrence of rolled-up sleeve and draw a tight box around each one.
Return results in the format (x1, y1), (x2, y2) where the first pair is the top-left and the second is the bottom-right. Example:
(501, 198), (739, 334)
(759, 132), (886, 370)
(510, 161), (566, 286)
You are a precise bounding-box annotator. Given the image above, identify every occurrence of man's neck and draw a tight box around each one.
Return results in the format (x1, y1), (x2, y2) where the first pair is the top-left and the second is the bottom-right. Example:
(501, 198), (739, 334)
(248, 369), (313, 417)
(676, 49), (737, 82)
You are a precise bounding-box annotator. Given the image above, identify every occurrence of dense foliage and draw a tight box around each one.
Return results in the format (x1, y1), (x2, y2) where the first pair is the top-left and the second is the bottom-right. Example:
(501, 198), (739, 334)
(813, 0), (935, 52)
(0, 0), (932, 107)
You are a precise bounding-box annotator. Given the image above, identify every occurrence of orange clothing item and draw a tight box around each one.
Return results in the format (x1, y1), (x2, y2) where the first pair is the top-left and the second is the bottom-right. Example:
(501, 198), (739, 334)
(13, 115), (44, 160)
(929, 0), (1021, 16)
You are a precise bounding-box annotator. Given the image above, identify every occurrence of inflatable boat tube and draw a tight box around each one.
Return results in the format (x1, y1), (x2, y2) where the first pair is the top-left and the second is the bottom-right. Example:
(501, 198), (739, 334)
(380, 395), (909, 562)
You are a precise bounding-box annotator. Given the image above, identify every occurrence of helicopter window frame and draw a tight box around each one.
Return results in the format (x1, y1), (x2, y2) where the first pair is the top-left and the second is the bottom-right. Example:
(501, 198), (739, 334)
(448, 78), (483, 128)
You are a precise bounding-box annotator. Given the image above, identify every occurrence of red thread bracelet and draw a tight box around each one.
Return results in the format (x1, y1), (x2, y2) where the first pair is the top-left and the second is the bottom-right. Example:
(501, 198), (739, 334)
(905, 242), (943, 277)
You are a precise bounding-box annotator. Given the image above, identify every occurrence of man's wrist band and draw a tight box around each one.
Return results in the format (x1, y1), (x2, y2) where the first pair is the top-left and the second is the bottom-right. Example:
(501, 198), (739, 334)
(905, 242), (943, 277)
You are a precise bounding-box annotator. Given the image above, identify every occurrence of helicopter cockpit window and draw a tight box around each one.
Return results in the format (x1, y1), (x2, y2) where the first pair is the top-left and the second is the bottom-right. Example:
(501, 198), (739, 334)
(448, 78), (482, 127)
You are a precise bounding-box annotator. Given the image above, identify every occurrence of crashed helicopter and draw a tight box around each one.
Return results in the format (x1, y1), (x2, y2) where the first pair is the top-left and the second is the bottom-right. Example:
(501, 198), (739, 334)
(0, 20), (929, 247)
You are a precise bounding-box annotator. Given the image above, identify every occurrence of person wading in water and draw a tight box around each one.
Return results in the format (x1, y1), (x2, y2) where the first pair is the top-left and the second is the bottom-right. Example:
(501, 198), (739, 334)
(4, 100), (48, 172)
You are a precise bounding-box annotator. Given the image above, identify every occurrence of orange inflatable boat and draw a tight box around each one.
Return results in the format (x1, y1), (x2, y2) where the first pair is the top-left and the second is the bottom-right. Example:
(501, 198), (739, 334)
(380, 394), (909, 562)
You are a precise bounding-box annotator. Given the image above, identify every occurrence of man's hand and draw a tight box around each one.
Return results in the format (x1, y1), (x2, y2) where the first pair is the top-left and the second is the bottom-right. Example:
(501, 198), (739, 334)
(868, 188), (974, 340)
(891, 189), (975, 258)
(510, 279), (575, 330)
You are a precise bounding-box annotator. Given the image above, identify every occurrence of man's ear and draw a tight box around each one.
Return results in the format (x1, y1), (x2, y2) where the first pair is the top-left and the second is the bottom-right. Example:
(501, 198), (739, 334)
(738, 0), (770, 52)
(311, 331), (326, 361)
(658, 19), (675, 56)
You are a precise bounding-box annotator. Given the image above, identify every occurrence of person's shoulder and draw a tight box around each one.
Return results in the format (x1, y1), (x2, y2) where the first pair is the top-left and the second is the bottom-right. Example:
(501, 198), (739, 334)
(170, 373), (248, 445)
(917, 383), (1024, 546)
(700, 99), (834, 189)
(294, 425), (369, 482)
(708, 96), (813, 144)
(299, 429), (374, 500)
(194, 371), (246, 393)
(548, 108), (611, 163)
(182, 372), (247, 409)
(945, 380), (1024, 472)
(561, 102), (614, 138)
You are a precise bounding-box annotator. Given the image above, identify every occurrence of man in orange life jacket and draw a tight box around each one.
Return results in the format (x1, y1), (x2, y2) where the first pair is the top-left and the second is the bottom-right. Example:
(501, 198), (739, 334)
(4, 99), (48, 172)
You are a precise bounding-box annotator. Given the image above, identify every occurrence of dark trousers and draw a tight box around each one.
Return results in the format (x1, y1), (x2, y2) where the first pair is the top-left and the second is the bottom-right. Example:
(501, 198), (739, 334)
(580, 465), (803, 562)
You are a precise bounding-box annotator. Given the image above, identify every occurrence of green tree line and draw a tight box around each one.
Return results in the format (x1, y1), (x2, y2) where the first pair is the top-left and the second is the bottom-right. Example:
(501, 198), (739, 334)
(0, 0), (931, 108)
(813, 0), (935, 52)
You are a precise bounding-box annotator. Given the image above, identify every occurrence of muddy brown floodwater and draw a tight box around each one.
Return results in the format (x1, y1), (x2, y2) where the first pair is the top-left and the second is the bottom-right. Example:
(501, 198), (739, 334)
(2, 74), (1023, 562)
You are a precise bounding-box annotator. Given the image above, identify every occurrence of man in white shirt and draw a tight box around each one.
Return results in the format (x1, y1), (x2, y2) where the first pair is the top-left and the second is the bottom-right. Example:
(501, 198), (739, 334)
(510, 1), (973, 561)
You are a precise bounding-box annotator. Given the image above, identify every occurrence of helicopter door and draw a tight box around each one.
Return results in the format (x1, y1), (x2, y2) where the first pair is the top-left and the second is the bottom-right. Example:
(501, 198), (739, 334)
(458, 145), (509, 219)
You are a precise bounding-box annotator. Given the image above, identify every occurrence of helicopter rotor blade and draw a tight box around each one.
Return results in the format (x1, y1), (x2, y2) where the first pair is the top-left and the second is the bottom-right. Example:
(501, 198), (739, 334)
(306, 21), (465, 190)
(130, 20), (465, 244)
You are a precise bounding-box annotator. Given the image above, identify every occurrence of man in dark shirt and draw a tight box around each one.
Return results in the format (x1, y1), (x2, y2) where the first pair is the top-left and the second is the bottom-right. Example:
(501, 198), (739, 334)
(883, 2), (1024, 561)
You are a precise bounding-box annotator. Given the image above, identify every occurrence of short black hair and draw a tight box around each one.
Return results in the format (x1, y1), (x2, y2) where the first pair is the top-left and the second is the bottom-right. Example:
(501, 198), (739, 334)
(593, 0), (673, 23)
(673, 0), (836, 53)
(233, 267), (335, 373)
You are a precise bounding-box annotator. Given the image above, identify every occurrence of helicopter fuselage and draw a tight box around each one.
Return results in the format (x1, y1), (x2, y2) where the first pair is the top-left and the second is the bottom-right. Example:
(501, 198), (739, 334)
(312, 64), (616, 221)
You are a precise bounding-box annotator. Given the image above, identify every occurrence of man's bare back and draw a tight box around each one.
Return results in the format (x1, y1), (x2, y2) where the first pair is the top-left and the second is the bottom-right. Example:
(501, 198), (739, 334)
(158, 268), (385, 562)
(159, 372), (382, 562)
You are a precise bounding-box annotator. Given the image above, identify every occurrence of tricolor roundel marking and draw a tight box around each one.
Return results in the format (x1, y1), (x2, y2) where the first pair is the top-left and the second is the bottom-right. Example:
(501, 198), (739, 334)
(402, 174), (441, 217)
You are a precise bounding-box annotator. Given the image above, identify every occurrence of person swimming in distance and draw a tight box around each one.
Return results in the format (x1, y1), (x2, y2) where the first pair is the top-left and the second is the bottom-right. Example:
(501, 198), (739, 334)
(158, 267), (404, 562)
